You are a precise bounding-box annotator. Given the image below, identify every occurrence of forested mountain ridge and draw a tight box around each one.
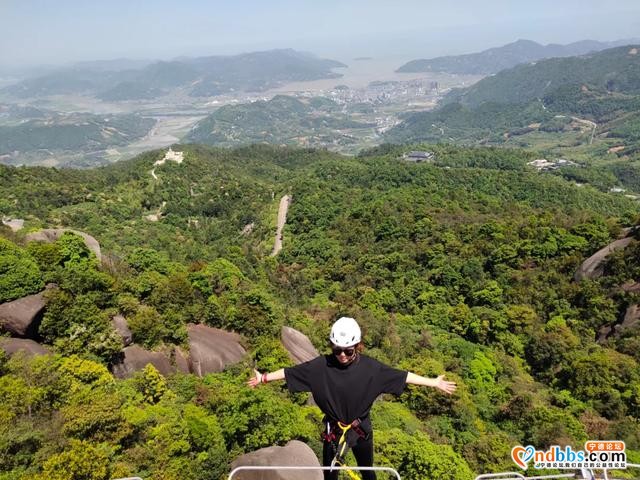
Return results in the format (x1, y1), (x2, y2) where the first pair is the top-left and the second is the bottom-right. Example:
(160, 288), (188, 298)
(1, 49), (345, 100)
(1, 144), (640, 479)
(386, 46), (640, 161)
(185, 95), (374, 149)
(447, 45), (640, 107)
(0, 112), (156, 164)
(396, 38), (638, 75)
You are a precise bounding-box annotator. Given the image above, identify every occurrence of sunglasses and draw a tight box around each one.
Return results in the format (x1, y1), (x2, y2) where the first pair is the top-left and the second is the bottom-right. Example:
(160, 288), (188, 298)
(332, 347), (355, 357)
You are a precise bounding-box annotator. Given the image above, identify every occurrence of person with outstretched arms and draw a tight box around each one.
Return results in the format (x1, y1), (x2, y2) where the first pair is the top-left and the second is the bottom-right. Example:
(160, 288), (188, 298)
(247, 316), (457, 480)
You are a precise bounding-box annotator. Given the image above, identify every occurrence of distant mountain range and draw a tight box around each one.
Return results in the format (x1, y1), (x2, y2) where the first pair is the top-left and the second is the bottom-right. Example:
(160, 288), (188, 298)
(1, 49), (346, 100)
(396, 38), (640, 75)
(386, 45), (640, 154)
(448, 45), (640, 106)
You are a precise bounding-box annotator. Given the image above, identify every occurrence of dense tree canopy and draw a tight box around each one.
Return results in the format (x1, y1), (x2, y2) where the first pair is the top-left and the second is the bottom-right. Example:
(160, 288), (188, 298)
(1, 144), (639, 479)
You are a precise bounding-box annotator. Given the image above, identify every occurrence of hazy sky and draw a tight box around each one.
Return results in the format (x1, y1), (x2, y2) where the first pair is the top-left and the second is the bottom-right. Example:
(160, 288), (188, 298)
(2, 0), (639, 67)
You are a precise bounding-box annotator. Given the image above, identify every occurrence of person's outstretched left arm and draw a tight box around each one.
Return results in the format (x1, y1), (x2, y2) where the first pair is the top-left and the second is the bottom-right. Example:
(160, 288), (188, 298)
(406, 372), (457, 394)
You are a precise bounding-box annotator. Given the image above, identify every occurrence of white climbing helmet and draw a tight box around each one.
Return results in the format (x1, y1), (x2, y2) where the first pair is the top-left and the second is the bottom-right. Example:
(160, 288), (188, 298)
(329, 317), (361, 348)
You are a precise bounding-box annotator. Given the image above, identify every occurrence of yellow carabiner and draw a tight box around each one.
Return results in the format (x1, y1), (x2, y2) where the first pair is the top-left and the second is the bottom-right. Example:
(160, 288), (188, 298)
(337, 422), (351, 455)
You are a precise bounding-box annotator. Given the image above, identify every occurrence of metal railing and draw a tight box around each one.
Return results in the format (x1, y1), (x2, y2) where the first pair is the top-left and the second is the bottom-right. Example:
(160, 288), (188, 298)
(475, 474), (576, 480)
(228, 465), (402, 479)
(605, 461), (640, 480)
(526, 475), (577, 480)
(475, 473), (527, 480)
(116, 461), (640, 480)
(474, 472), (581, 480)
(475, 463), (640, 480)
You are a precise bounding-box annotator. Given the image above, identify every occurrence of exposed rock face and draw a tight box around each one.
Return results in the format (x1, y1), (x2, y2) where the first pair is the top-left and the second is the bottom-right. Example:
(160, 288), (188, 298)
(597, 324), (613, 344)
(621, 281), (640, 293)
(187, 324), (246, 376)
(25, 229), (102, 262)
(0, 338), (50, 356)
(619, 304), (640, 335)
(1, 218), (24, 232)
(111, 345), (174, 378)
(111, 315), (133, 346)
(575, 237), (634, 281)
(174, 347), (190, 374)
(281, 326), (319, 364)
(597, 304), (640, 344)
(110, 325), (246, 378)
(230, 440), (322, 480)
(0, 285), (54, 337)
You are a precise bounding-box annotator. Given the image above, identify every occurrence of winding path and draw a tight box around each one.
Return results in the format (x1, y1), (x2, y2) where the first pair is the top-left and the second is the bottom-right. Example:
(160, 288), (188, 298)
(555, 115), (597, 144)
(571, 116), (597, 145)
(271, 195), (291, 256)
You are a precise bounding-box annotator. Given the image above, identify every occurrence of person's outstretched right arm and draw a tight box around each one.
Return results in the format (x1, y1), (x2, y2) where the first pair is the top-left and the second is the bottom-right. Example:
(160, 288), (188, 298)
(246, 368), (285, 388)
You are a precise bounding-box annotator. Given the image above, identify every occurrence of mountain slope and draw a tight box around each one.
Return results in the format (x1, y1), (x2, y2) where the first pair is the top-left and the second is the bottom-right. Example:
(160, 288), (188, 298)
(0, 113), (156, 166)
(396, 38), (638, 75)
(2, 49), (346, 100)
(448, 45), (640, 107)
(184, 95), (373, 148)
(386, 46), (640, 157)
(1, 144), (640, 478)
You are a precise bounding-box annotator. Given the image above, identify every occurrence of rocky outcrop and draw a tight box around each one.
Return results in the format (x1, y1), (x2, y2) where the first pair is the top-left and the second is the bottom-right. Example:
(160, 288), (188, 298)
(111, 344), (196, 377)
(622, 304), (640, 331)
(580, 229), (640, 343)
(110, 325), (246, 378)
(111, 345), (174, 378)
(111, 315), (133, 346)
(174, 347), (190, 374)
(621, 281), (640, 293)
(0, 285), (55, 337)
(187, 324), (246, 376)
(575, 237), (634, 281)
(25, 229), (102, 262)
(1, 218), (24, 232)
(597, 324), (614, 344)
(0, 338), (50, 357)
(597, 304), (640, 344)
(281, 326), (318, 364)
(230, 440), (322, 480)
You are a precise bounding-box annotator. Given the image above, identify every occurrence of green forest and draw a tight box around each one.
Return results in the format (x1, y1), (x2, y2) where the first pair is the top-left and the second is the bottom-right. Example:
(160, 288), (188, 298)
(445, 45), (640, 107)
(0, 113), (155, 153)
(1, 144), (640, 479)
(385, 45), (640, 162)
(185, 95), (373, 149)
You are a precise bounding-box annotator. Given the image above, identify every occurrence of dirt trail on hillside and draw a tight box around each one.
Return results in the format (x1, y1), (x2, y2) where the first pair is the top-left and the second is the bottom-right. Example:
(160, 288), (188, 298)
(570, 116), (597, 144)
(271, 195), (291, 256)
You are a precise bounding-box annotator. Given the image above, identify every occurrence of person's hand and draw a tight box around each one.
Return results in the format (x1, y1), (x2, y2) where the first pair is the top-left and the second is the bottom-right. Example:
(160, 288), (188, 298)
(435, 375), (457, 394)
(246, 369), (261, 388)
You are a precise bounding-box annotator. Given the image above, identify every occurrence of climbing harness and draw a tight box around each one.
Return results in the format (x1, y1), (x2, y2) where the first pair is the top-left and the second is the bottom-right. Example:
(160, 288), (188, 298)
(323, 419), (367, 479)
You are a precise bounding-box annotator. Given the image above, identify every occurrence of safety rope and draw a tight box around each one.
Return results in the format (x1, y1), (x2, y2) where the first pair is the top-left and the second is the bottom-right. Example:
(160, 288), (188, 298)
(331, 422), (361, 480)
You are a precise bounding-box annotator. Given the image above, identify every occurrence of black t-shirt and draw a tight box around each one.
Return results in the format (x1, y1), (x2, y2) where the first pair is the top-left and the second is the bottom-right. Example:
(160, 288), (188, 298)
(284, 354), (408, 429)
